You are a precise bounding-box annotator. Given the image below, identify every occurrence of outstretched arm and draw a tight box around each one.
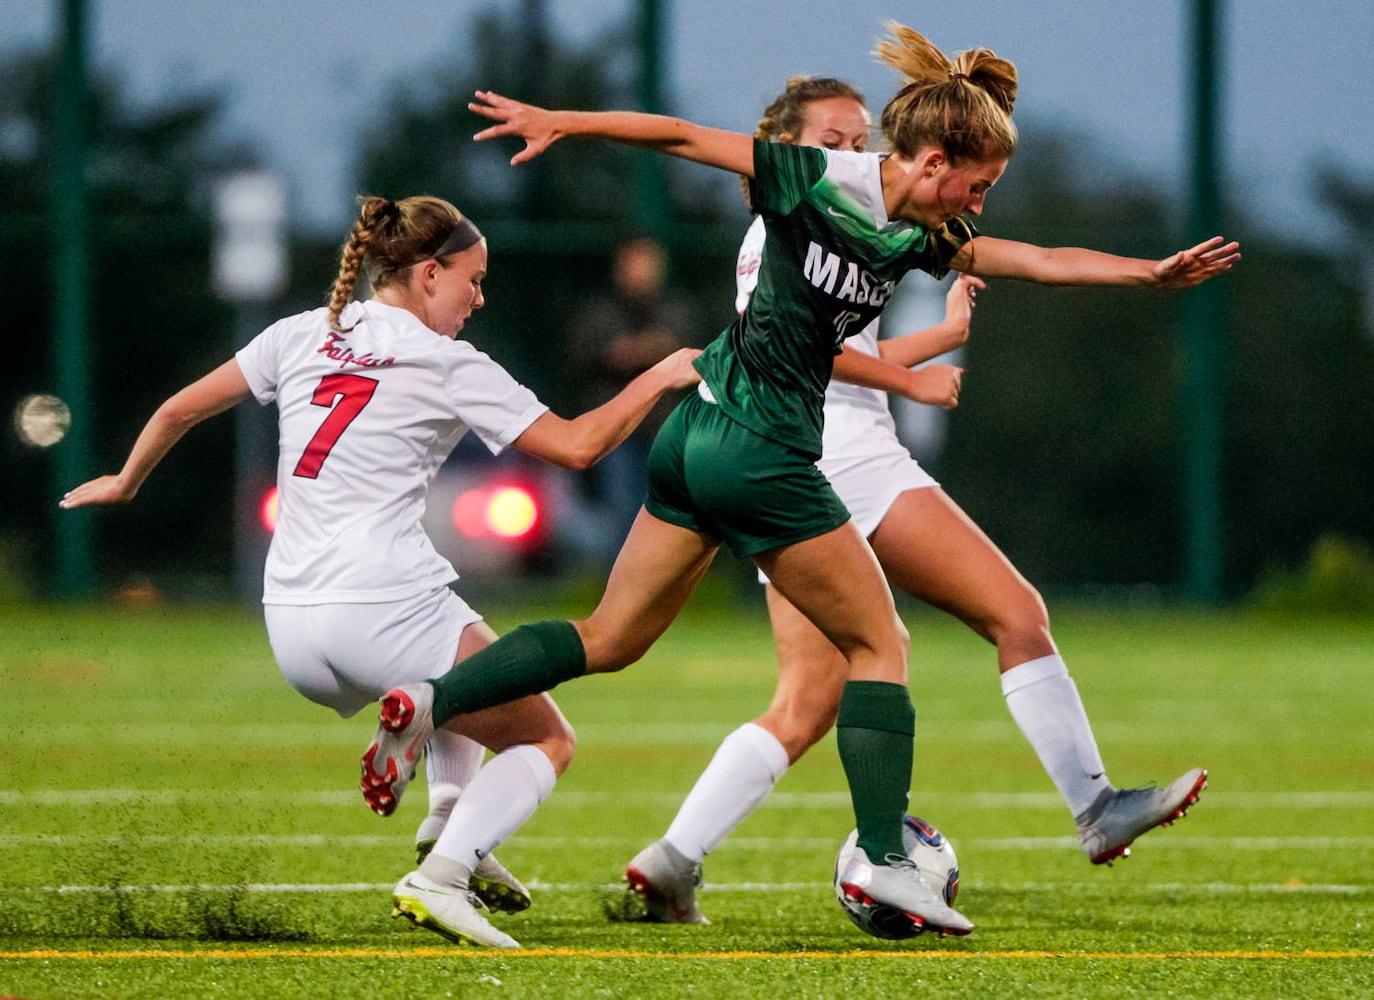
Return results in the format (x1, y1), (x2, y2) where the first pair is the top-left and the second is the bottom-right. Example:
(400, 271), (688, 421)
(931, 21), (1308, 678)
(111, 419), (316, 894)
(469, 90), (755, 176)
(954, 234), (1240, 289)
(512, 348), (702, 470)
(59, 360), (251, 509)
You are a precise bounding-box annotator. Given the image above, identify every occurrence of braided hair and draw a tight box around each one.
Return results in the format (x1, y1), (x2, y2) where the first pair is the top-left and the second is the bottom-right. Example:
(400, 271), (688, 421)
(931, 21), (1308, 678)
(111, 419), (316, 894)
(325, 195), (468, 332)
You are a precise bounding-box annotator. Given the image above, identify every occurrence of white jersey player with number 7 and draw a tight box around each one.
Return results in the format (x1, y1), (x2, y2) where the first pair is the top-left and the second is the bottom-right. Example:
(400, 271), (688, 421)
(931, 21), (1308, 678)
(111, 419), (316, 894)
(60, 193), (703, 949)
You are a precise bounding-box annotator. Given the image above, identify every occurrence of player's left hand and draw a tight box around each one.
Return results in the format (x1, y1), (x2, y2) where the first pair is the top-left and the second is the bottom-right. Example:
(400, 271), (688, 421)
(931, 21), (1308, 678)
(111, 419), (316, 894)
(1153, 236), (1242, 289)
(59, 475), (135, 509)
(470, 91), (558, 165)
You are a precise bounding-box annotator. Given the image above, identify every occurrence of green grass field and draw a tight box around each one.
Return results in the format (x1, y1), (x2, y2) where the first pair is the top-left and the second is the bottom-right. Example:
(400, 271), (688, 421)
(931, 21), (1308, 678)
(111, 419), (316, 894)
(2, 593), (1372, 998)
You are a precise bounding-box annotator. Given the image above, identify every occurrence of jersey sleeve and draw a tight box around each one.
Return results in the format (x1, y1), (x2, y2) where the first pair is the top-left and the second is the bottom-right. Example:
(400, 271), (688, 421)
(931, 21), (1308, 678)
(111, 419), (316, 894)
(234, 317), (293, 405)
(444, 342), (550, 454)
(912, 215), (981, 279)
(748, 140), (828, 219)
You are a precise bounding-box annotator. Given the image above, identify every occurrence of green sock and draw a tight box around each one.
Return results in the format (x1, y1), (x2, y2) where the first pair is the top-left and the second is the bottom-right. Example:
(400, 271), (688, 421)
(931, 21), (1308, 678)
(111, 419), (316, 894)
(429, 620), (586, 726)
(836, 680), (915, 862)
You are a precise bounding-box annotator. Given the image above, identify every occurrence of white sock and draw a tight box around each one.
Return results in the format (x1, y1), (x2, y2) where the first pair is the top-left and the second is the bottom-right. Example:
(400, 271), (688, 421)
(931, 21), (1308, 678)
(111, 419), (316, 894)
(421, 744), (556, 884)
(417, 729), (485, 842)
(664, 722), (790, 862)
(426, 728), (484, 791)
(1001, 654), (1111, 821)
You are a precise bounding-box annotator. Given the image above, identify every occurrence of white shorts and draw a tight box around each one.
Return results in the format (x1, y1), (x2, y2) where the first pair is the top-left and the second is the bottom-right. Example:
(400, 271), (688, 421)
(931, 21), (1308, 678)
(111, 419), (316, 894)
(263, 586), (483, 717)
(757, 451), (937, 585)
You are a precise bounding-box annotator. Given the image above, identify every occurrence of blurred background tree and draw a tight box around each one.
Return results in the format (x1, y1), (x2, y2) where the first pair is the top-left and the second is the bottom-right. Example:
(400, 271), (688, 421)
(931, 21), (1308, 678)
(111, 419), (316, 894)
(1, 46), (239, 594)
(3, 6), (1371, 602)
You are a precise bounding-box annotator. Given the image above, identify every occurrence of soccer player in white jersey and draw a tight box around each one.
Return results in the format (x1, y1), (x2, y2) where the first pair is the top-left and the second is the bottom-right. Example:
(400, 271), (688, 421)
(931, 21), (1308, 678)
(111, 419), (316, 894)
(362, 22), (1238, 939)
(621, 77), (1209, 925)
(61, 194), (702, 949)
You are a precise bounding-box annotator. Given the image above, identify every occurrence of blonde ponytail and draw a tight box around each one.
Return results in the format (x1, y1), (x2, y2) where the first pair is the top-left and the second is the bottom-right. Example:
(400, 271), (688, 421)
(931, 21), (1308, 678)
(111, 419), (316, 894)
(874, 22), (1018, 163)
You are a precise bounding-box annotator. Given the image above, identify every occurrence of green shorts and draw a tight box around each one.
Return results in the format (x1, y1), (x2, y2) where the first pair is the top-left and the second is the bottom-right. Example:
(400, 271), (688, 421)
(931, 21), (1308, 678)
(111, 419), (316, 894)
(645, 392), (851, 558)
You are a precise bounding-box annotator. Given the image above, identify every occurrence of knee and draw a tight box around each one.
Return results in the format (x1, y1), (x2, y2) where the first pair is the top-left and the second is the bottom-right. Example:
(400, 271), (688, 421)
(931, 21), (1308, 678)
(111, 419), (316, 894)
(542, 720), (577, 776)
(762, 690), (843, 762)
(986, 584), (1051, 648)
(575, 619), (644, 674)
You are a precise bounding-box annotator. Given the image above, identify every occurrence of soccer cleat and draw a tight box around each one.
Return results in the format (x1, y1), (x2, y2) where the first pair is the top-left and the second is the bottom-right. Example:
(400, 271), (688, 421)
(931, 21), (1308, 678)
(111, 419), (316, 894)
(413, 813), (446, 866)
(360, 684), (435, 817)
(838, 847), (974, 937)
(390, 871), (519, 948)
(624, 839), (709, 924)
(414, 825), (532, 913)
(1078, 767), (1209, 866)
(470, 854), (533, 914)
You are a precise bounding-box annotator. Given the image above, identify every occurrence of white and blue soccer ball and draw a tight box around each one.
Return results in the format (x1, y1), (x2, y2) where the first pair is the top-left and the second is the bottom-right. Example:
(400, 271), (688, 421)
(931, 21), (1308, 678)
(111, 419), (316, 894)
(833, 815), (961, 940)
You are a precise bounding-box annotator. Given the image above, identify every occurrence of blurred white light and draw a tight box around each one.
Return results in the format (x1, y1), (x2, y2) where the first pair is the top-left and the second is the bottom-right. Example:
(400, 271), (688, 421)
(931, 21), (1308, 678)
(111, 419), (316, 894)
(487, 486), (539, 538)
(212, 171), (288, 303)
(14, 393), (71, 448)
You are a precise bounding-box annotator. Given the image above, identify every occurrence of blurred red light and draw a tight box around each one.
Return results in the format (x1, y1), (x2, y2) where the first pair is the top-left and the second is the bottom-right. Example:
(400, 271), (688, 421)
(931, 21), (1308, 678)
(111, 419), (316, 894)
(452, 484), (539, 540)
(260, 487), (280, 532)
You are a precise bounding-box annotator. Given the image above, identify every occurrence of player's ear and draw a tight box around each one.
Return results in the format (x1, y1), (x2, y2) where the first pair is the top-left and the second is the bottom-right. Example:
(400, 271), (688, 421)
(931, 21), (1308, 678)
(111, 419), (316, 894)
(777, 131), (796, 145)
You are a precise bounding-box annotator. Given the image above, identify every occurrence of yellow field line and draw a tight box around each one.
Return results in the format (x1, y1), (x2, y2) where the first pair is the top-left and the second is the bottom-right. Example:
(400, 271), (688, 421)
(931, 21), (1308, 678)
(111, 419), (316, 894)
(3, 948), (1371, 961)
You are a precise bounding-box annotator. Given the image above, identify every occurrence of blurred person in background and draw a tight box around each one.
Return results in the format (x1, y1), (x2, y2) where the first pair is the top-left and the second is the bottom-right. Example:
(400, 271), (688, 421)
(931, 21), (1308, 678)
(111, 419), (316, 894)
(570, 236), (698, 563)
(60, 193), (701, 949)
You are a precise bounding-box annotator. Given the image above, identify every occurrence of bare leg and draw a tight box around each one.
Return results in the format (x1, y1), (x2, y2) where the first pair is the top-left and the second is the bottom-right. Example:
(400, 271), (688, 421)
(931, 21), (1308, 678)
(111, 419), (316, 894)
(871, 488), (1054, 671)
(574, 508), (720, 671)
(756, 522), (914, 863)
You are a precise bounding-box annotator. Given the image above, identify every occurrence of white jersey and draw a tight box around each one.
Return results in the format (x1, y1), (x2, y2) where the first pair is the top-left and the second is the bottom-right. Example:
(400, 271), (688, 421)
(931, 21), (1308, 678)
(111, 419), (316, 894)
(734, 215), (923, 494)
(236, 299), (548, 605)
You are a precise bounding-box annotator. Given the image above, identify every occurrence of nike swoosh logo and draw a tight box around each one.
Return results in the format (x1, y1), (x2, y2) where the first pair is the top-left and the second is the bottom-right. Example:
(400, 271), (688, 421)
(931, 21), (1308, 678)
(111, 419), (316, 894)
(826, 206), (847, 218)
(403, 734), (426, 762)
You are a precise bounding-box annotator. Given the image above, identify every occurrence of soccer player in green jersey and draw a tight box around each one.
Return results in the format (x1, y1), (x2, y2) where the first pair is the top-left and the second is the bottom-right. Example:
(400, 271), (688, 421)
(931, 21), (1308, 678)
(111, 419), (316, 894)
(622, 75), (1207, 927)
(361, 22), (1239, 937)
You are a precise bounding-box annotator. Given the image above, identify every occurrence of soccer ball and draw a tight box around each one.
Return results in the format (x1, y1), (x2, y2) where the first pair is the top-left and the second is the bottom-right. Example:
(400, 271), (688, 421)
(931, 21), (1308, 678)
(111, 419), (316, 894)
(833, 815), (961, 940)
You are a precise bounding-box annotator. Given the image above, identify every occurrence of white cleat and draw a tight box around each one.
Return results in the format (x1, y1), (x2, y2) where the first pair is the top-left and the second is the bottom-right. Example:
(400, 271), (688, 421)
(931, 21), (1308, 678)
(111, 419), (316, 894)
(838, 847), (974, 937)
(1078, 767), (1209, 865)
(414, 836), (533, 913)
(360, 684), (435, 817)
(390, 871), (519, 949)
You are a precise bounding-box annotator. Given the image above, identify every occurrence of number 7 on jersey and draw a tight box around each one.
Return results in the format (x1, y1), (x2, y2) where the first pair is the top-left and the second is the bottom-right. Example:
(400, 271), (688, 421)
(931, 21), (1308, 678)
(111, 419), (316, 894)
(292, 373), (379, 479)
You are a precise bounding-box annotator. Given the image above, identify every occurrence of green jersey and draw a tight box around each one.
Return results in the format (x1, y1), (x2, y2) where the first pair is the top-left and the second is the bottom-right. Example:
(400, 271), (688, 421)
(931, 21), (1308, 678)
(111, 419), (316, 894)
(694, 140), (976, 458)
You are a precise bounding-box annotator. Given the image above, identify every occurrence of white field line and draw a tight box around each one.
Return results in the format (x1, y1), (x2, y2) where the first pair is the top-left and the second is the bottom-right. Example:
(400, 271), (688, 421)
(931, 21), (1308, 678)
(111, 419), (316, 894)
(3, 789), (1373, 809)
(20, 880), (1372, 895)
(5, 833), (1374, 852)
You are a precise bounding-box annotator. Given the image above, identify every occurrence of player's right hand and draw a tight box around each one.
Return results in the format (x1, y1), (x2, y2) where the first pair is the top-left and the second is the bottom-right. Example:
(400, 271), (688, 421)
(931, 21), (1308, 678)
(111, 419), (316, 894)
(59, 475), (135, 509)
(904, 364), (963, 408)
(652, 348), (704, 390)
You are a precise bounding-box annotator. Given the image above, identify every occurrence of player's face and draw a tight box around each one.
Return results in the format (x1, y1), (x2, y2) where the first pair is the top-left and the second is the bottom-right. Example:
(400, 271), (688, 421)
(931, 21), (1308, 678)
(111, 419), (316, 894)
(787, 96), (871, 152)
(908, 154), (1008, 228)
(433, 241), (488, 338)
